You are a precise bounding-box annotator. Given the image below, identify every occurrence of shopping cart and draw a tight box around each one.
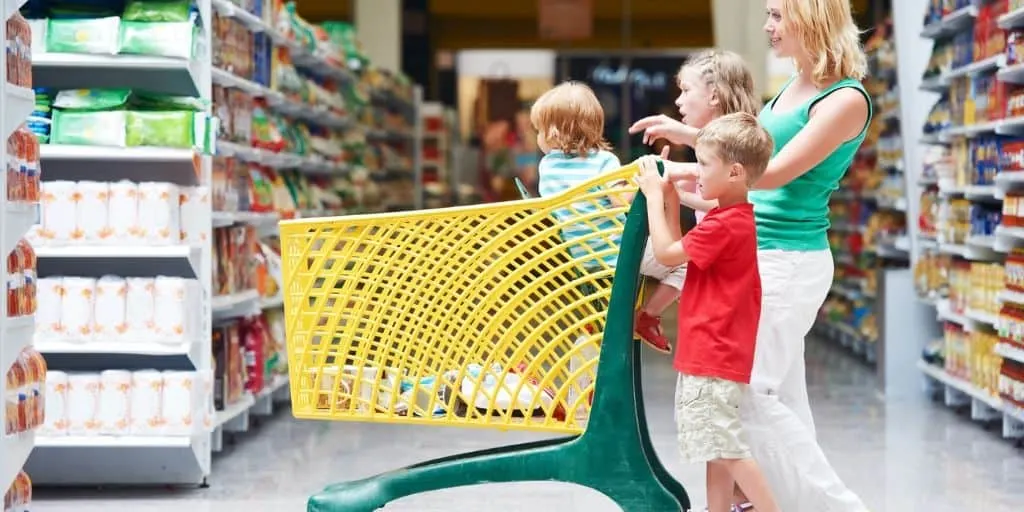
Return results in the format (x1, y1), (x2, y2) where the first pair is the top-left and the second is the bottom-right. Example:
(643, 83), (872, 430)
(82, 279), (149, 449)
(279, 162), (688, 512)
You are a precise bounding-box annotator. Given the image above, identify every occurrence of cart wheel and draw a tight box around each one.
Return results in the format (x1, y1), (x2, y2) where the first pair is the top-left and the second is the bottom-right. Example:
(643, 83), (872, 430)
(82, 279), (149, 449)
(200, 478), (210, 489)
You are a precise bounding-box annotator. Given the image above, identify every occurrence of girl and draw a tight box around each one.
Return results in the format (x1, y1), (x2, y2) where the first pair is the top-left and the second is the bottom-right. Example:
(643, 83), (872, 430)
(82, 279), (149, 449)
(631, 1), (872, 511)
(633, 49), (763, 354)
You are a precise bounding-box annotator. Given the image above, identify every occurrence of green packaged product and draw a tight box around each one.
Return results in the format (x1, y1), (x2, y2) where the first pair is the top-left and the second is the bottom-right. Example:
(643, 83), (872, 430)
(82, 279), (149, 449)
(46, 17), (121, 54)
(119, 21), (196, 59)
(52, 110), (127, 147)
(125, 110), (194, 148)
(132, 91), (207, 111)
(123, 0), (192, 22)
(53, 89), (131, 111)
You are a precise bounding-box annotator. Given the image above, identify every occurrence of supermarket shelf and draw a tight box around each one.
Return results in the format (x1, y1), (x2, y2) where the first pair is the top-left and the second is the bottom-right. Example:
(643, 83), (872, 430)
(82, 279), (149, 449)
(211, 210), (280, 229)
(211, 68), (348, 128)
(917, 360), (1024, 439)
(215, 393), (256, 428)
(919, 75), (949, 92)
(4, 84), (33, 139)
(1, 316), (34, 375)
(211, 289), (260, 320)
(33, 53), (203, 98)
(35, 435), (193, 448)
(996, 342), (1024, 364)
(999, 289), (1024, 305)
(260, 295), (284, 309)
(935, 299), (972, 327)
(216, 140), (348, 176)
(40, 144), (196, 162)
(209, 0), (353, 83)
(997, 61), (1024, 84)
(34, 339), (199, 356)
(35, 245), (203, 280)
(945, 54), (1005, 80)
(4, 202), (37, 264)
(998, 6), (1024, 29)
(921, 5), (977, 39)
(0, 431), (35, 493)
(814, 320), (876, 363)
(965, 308), (999, 329)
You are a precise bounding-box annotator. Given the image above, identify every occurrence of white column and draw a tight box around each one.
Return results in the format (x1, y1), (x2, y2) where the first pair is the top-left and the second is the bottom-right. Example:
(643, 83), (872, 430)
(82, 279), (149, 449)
(711, 0), (769, 97)
(355, 0), (401, 72)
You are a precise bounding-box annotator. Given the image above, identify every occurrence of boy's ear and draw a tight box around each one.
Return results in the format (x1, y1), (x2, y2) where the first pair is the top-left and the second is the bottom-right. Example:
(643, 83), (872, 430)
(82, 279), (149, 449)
(729, 162), (745, 182)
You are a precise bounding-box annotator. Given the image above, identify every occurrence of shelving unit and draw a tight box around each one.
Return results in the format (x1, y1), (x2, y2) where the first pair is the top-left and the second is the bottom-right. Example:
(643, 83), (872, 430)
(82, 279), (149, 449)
(815, 12), (911, 366)
(14, 0), (425, 487)
(893, 0), (1024, 440)
(1, 0), (41, 500)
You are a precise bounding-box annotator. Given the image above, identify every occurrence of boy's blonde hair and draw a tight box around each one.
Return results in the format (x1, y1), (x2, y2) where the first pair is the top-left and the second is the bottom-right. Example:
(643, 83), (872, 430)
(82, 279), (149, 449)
(696, 112), (774, 186)
(530, 81), (610, 155)
(680, 50), (761, 118)
(784, 0), (867, 84)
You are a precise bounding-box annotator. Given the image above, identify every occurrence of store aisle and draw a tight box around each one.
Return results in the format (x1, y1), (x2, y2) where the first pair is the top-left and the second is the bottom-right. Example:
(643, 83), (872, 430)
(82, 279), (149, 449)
(31, 337), (1024, 512)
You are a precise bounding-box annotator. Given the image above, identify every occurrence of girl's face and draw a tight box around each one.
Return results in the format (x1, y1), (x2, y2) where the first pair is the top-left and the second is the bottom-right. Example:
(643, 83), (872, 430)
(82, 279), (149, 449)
(764, 0), (797, 58)
(674, 68), (718, 129)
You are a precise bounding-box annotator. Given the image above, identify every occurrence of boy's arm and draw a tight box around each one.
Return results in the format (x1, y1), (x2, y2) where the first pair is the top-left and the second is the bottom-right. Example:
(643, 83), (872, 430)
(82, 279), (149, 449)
(645, 188), (688, 267)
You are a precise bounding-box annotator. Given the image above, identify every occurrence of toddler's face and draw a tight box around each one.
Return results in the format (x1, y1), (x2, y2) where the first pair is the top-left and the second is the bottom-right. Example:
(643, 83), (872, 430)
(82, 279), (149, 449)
(675, 68), (718, 130)
(535, 129), (551, 154)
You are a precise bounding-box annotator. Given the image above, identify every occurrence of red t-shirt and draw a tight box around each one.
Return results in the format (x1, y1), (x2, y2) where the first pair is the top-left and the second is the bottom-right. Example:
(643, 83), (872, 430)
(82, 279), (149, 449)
(674, 202), (761, 384)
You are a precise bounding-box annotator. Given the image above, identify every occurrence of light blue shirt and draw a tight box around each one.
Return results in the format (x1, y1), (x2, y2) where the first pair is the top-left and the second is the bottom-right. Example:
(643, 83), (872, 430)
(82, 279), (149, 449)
(537, 150), (623, 270)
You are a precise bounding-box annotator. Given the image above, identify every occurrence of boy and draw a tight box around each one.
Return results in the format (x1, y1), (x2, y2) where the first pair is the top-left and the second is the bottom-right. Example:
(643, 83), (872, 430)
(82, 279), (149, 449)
(635, 112), (780, 512)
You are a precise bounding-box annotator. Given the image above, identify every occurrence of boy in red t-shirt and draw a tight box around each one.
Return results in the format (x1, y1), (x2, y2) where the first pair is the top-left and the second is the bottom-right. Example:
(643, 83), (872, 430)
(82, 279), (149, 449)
(635, 112), (780, 512)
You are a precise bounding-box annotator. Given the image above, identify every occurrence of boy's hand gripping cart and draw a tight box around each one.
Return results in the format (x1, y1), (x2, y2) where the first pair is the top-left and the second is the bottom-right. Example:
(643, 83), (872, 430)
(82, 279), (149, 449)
(279, 163), (689, 511)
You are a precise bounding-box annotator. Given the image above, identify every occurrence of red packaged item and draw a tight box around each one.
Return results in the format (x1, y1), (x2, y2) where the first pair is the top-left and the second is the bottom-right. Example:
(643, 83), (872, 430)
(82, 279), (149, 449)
(243, 317), (266, 394)
(24, 349), (46, 428)
(6, 243), (22, 317)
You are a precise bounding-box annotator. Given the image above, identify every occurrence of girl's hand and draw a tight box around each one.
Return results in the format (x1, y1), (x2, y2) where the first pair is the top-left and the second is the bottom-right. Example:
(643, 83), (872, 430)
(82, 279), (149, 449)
(663, 161), (699, 183)
(629, 115), (699, 146)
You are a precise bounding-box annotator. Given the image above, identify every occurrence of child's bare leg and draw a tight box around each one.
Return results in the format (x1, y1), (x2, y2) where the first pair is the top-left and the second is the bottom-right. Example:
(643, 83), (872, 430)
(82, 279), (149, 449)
(719, 459), (780, 512)
(642, 282), (679, 315)
(707, 461), (737, 512)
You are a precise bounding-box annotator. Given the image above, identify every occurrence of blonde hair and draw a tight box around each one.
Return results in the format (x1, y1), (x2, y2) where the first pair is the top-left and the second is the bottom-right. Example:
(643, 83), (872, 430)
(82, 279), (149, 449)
(696, 112), (774, 186)
(784, 0), (867, 84)
(530, 82), (610, 155)
(680, 50), (761, 118)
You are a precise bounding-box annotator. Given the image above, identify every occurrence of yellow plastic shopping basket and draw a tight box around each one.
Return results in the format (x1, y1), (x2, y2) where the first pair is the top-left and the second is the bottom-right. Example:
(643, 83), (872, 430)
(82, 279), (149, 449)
(280, 163), (689, 512)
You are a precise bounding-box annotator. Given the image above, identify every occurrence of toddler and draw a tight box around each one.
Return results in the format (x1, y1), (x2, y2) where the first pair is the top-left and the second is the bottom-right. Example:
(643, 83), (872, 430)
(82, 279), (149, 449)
(531, 81), (694, 352)
(635, 112), (779, 512)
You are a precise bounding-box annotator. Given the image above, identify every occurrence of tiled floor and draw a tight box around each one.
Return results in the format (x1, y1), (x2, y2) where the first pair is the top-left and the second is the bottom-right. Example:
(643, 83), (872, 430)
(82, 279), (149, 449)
(31, 337), (1024, 512)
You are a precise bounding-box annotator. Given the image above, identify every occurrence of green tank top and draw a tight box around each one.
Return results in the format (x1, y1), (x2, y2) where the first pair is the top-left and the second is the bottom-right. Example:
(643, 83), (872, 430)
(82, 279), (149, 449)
(749, 77), (872, 251)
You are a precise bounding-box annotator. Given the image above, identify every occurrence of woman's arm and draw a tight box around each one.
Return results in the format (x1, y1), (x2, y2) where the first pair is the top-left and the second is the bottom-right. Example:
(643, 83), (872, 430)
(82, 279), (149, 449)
(754, 88), (869, 190)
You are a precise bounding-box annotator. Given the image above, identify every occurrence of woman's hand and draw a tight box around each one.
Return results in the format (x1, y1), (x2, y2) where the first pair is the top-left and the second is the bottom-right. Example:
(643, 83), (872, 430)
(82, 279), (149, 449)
(629, 115), (699, 146)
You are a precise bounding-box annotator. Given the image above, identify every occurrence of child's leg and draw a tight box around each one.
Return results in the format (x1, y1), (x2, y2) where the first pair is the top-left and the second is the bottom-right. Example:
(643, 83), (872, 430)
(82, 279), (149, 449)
(642, 282), (680, 316)
(706, 461), (737, 512)
(717, 458), (780, 512)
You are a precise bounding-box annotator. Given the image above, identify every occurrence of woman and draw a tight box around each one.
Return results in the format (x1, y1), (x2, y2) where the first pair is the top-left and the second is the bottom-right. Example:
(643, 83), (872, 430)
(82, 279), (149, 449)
(630, 1), (871, 511)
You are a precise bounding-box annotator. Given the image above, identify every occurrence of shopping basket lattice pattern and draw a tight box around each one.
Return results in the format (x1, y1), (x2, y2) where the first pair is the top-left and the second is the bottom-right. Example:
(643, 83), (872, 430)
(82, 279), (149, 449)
(280, 163), (689, 512)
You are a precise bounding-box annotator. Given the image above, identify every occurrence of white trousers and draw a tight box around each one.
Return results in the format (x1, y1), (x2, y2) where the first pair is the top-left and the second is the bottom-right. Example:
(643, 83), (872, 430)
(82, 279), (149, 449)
(741, 249), (867, 512)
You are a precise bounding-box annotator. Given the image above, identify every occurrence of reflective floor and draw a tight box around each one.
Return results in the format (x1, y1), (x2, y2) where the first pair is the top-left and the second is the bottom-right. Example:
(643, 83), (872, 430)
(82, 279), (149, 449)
(32, 336), (1024, 512)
